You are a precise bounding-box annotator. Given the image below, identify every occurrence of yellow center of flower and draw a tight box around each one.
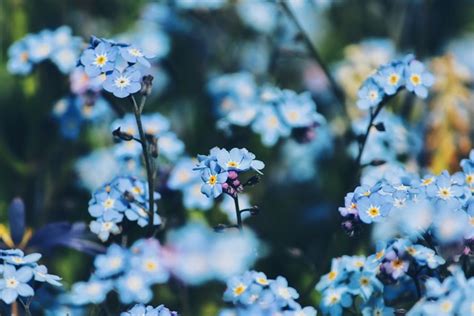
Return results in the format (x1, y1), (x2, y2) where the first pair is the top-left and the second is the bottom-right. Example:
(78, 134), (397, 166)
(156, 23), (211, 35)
(109, 257), (122, 269)
(131, 186), (142, 195)
(20, 52), (29, 62)
(437, 187), (452, 199)
(329, 294), (340, 305)
(407, 247), (417, 256)
(367, 206), (380, 218)
(440, 301), (453, 312)
(354, 260), (364, 268)
(103, 198), (115, 209)
(95, 54), (108, 67)
(410, 74), (421, 86)
(288, 110), (300, 122)
(114, 76), (130, 88)
(128, 48), (143, 57)
(208, 175), (217, 185)
(6, 278), (18, 288)
(256, 277), (268, 285)
(102, 222), (113, 230)
(233, 283), (246, 296)
(470, 217), (474, 226)
(144, 260), (157, 271)
(328, 271), (338, 281)
(368, 90), (378, 101)
(227, 161), (239, 168)
(388, 74), (399, 85)
(422, 177), (434, 186)
(267, 116), (279, 128)
(360, 277), (370, 286)
(466, 174), (474, 184)
(392, 259), (404, 269)
(375, 250), (384, 260)
(126, 275), (143, 291)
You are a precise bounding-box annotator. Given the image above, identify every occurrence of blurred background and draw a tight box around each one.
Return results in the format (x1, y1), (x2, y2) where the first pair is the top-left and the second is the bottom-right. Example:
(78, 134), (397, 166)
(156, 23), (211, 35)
(0, 0), (473, 314)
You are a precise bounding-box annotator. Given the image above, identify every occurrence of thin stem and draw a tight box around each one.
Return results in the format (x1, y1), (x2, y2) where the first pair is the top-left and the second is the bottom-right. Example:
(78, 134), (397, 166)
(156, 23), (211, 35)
(233, 195), (243, 232)
(131, 95), (156, 237)
(355, 101), (385, 167)
(411, 273), (422, 299)
(19, 298), (32, 316)
(280, 1), (346, 110)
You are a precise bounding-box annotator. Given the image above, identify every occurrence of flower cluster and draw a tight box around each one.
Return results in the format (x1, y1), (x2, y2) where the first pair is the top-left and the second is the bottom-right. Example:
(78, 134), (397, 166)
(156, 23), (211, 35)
(408, 267), (474, 315)
(88, 176), (161, 241)
(340, 149), (474, 247)
(7, 26), (82, 75)
(68, 240), (168, 305)
(68, 223), (259, 305)
(112, 113), (184, 162)
(316, 255), (390, 316)
(208, 72), (326, 147)
(121, 303), (178, 316)
(52, 95), (112, 140)
(356, 55), (434, 110)
(0, 249), (61, 304)
(78, 37), (155, 98)
(221, 270), (316, 316)
(194, 147), (264, 198)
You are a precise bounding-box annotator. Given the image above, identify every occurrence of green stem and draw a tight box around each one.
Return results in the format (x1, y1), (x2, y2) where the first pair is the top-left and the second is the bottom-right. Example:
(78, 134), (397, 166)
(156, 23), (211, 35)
(131, 95), (156, 237)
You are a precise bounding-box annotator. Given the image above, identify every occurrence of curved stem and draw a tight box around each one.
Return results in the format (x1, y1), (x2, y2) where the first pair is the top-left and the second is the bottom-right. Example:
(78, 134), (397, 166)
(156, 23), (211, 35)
(131, 95), (156, 237)
(280, 1), (346, 110)
(233, 195), (243, 232)
(355, 101), (386, 168)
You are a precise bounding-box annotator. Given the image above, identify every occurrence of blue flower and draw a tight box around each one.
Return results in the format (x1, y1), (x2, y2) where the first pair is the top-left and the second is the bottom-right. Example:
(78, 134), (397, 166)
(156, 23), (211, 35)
(426, 171), (465, 209)
(94, 244), (128, 278)
(27, 30), (54, 62)
(223, 273), (254, 304)
(200, 161), (228, 198)
(121, 304), (177, 316)
(361, 297), (394, 316)
(277, 91), (319, 128)
(7, 36), (34, 75)
(33, 265), (62, 286)
(320, 286), (352, 316)
(0, 265), (34, 304)
(120, 46), (154, 67)
(167, 158), (198, 190)
(89, 218), (122, 242)
(357, 193), (392, 224)
(252, 104), (291, 146)
(89, 186), (127, 221)
(404, 59), (434, 98)
(70, 278), (113, 304)
(270, 276), (299, 307)
(374, 61), (405, 95)
(4, 252), (41, 266)
(103, 67), (142, 98)
(348, 270), (382, 300)
(158, 132), (185, 161)
(80, 40), (117, 77)
(356, 78), (384, 110)
(316, 258), (345, 291)
(116, 271), (153, 304)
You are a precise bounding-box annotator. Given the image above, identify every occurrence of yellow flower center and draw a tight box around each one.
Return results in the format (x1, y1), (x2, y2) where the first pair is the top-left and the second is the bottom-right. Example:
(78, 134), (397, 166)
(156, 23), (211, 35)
(466, 174), (474, 184)
(410, 74), (421, 86)
(329, 294), (340, 305)
(256, 277), (268, 285)
(328, 271), (338, 281)
(391, 259), (404, 269)
(131, 186), (142, 195)
(6, 278), (18, 288)
(114, 76), (130, 88)
(233, 283), (246, 296)
(368, 90), (378, 101)
(20, 52), (29, 62)
(267, 116), (279, 128)
(437, 187), (452, 199)
(388, 73), (399, 85)
(95, 54), (108, 67)
(367, 206), (380, 218)
(359, 277), (370, 286)
(375, 250), (384, 260)
(128, 48), (143, 57)
(208, 175), (217, 186)
(227, 161), (239, 168)
(144, 260), (157, 271)
(440, 301), (453, 312)
(422, 177), (434, 186)
(288, 110), (300, 122)
(103, 198), (115, 209)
